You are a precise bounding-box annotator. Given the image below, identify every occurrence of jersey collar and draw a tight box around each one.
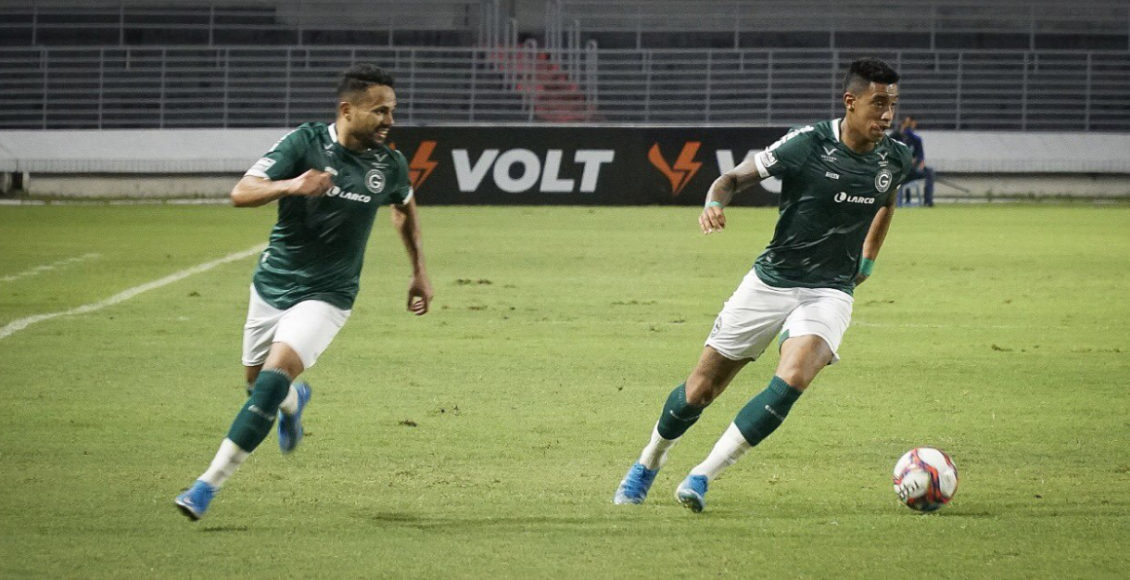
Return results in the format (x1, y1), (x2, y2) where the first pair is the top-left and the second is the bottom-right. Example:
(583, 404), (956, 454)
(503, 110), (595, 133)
(832, 117), (886, 157)
(327, 122), (389, 157)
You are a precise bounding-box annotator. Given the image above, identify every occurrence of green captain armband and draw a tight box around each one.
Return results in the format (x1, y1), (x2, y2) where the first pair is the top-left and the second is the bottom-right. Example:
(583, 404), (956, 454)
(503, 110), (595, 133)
(706, 201), (724, 209)
(859, 257), (875, 277)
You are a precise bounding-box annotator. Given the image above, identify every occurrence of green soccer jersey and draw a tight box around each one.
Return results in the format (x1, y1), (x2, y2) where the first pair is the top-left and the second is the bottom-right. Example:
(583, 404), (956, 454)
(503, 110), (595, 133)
(751, 119), (914, 294)
(245, 122), (413, 310)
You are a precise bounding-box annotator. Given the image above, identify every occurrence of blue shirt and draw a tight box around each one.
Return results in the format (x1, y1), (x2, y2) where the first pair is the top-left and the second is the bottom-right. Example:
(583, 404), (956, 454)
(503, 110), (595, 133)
(898, 128), (925, 164)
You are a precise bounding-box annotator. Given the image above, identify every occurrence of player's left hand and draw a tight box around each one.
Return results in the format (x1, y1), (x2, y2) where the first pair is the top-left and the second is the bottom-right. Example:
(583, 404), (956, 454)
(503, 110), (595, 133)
(700, 205), (726, 234)
(854, 273), (870, 286)
(407, 274), (434, 316)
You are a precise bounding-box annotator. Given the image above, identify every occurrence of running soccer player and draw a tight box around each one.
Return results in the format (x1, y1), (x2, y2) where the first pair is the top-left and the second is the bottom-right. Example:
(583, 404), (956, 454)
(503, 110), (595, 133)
(175, 64), (434, 520)
(614, 58), (913, 512)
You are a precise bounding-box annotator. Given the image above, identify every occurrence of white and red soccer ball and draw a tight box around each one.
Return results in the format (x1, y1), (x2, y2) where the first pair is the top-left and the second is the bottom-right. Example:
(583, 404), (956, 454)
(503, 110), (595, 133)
(893, 447), (959, 512)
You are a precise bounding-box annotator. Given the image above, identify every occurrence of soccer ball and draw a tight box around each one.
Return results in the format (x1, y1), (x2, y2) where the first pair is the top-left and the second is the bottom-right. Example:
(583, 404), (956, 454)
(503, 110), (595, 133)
(893, 447), (958, 512)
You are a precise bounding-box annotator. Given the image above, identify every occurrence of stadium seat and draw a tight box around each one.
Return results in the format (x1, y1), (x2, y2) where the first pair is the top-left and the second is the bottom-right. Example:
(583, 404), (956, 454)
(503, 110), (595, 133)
(897, 179), (925, 207)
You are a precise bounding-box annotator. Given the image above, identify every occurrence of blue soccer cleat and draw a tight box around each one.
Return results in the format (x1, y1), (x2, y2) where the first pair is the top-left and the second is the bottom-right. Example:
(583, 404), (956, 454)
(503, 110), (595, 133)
(278, 382), (312, 454)
(174, 480), (216, 521)
(676, 474), (709, 513)
(614, 462), (659, 505)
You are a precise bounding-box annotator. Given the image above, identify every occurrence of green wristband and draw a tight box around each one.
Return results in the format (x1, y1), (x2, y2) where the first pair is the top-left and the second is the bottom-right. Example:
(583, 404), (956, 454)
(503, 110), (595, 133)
(706, 201), (724, 209)
(859, 257), (875, 276)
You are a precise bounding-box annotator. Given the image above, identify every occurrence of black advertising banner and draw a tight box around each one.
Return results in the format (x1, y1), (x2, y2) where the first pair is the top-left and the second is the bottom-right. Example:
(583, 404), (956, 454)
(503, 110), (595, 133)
(388, 126), (791, 206)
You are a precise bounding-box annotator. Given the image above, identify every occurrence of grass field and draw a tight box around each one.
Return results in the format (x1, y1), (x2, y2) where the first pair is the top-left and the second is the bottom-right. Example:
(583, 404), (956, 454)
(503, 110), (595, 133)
(1, 203), (1128, 579)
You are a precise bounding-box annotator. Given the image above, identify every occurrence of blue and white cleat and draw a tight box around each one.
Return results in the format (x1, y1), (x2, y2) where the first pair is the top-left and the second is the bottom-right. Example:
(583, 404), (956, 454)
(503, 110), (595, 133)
(675, 474), (709, 513)
(174, 480), (216, 521)
(278, 382), (311, 454)
(614, 462), (659, 505)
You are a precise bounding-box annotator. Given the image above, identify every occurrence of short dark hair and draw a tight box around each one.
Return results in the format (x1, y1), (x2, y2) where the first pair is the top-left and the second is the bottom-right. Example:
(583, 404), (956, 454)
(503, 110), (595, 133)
(843, 58), (900, 94)
(337, 64), (395, 101)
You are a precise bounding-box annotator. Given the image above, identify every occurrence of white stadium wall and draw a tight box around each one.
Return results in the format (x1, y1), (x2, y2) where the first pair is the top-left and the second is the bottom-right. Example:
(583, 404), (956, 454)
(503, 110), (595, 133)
(908, 131), (1130, 200)
(1, 128), (1128, 200)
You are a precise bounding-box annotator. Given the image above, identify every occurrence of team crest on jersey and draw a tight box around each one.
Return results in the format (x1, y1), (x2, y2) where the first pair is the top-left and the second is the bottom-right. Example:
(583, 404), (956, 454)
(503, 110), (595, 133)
(875, 169), (893, 193)
(365, 169), (386, 194)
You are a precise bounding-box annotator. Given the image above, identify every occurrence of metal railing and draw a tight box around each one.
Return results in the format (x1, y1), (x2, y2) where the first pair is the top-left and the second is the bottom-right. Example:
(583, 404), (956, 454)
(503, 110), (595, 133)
(0, 0), (504, 47)
(1, 46), (1127, 130)
(587, 49), (1130, 130)
(549, 0), (1130, 50)
(0, 46), (541, 128)
(7, 1), (1129, 52)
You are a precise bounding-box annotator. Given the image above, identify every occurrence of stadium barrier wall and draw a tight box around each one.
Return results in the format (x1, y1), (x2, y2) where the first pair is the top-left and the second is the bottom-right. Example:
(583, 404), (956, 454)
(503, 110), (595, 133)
(2, 128), (1128, 202)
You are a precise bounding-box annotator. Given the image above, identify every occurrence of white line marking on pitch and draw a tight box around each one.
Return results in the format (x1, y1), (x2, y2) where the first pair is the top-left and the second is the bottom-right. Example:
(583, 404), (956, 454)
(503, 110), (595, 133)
(0, 244), (265, 341)
(0, 253), (103, 283)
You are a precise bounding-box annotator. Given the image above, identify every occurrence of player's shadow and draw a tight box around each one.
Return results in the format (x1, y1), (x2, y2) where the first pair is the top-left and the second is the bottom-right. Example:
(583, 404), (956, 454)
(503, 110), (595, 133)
(201, 525), (252, 532)
(360, 505), (792, 530)
(364, 511), (609, 531)
(928, 509), (994, 518)
(360, 505), (1001, 529)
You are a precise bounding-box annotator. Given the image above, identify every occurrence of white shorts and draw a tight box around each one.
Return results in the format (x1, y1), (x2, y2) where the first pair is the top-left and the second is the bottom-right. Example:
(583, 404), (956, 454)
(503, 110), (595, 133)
(242, 284), (352, 370)
(705, 271), (853, 364)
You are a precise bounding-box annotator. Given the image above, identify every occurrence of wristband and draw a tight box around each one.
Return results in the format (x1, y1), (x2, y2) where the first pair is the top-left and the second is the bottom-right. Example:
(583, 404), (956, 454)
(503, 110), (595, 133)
(859, 257), (875, 276)
(706, 201), (724, 209)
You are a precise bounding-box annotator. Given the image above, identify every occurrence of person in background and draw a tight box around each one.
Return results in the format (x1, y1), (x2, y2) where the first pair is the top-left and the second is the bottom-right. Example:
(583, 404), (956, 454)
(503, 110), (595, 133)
(891, 115), (935, 206)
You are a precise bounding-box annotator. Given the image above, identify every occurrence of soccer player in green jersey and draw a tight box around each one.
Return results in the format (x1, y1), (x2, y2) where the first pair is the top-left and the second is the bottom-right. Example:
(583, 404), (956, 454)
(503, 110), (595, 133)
(175, 64), (434, 520)
(614, 58), (914, 512)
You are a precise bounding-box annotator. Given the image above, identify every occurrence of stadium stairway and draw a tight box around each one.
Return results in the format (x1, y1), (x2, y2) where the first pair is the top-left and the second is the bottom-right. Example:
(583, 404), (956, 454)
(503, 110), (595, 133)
(492, 48), (594, 122)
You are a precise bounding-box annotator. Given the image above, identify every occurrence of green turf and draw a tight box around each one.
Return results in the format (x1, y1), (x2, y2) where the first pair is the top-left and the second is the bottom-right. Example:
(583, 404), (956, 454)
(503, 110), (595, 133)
(1, 204), (1128, 579)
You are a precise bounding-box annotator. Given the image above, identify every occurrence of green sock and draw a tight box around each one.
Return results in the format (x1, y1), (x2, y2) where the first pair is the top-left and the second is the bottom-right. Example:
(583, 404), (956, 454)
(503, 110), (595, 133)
(226, 369), (291, 452)
(656, 383), (705, 440)
(733, 376), (802, 446)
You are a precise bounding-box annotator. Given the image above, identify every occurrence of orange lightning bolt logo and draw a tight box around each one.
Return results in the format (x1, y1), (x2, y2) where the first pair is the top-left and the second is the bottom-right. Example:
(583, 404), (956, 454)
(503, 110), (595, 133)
(408, 140), (438, 192)
(648, 142), (702, 196)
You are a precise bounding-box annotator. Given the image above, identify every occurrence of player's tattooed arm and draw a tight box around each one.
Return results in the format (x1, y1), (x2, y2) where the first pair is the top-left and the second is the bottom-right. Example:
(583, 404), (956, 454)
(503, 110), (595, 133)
(391, 197), (434, 316)
(230, 169), (334, 208)
(701, 158), (764, 234)
(857, 191), (898, 285)
(709, 158), (764, 206)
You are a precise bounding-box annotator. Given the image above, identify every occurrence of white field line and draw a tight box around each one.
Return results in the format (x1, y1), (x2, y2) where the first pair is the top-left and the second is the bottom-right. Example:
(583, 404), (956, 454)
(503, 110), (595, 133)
(1, 253), (102, 283)
(0, 244), (265, 341)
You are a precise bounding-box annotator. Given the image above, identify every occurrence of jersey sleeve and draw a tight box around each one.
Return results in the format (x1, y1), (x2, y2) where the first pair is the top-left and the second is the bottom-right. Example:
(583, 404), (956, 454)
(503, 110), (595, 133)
(245, 126), (311, 181)
(387, 150), (414, 205)
(753, 125), (816, 179)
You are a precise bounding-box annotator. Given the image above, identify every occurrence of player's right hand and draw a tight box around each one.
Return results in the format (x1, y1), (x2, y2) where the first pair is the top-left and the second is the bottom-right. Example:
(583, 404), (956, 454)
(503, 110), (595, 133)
(700, 204), (726, 234)
(287, 168), (335, 197)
